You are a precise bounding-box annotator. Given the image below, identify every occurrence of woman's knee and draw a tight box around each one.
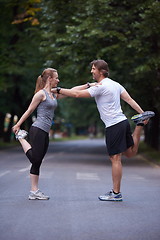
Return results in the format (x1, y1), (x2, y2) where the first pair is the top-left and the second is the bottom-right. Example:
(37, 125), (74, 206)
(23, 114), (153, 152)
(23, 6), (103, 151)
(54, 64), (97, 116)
(30, 163), (41, 175)
(26, 148), (33, 162)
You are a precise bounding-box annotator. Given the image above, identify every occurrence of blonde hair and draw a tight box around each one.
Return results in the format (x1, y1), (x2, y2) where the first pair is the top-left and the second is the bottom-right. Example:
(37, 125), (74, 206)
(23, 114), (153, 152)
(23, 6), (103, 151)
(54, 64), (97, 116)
(34, 68), (57, 93)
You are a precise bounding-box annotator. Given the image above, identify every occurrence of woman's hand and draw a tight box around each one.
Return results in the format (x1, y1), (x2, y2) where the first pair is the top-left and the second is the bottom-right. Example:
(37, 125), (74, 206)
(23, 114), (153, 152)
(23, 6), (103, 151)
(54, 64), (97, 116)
(51, 88), (57, 93)
(89, 82), (102, 87)
(12, 124), (20, 134)
(89, 82), (99, 87)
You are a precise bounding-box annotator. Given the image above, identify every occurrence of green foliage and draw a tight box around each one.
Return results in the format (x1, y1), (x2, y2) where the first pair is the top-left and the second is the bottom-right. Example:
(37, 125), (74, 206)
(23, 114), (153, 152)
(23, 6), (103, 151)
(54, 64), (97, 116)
(0, 0), (43, 115)
(139, 141), (160, 163)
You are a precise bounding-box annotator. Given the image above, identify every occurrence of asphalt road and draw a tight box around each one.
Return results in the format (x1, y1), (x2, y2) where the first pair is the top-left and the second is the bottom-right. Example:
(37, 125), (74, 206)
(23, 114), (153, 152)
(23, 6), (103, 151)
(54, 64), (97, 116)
(0, 138), (160, 240)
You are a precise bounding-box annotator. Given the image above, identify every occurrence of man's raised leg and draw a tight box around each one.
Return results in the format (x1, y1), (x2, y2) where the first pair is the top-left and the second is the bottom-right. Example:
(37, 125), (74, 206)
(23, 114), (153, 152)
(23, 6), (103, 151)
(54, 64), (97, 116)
(124, 125), (143, 158)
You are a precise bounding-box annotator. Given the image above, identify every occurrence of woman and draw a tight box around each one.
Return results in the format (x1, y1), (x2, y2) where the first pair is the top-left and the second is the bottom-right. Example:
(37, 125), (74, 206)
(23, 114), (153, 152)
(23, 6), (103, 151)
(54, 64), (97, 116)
(12, 68), (59, 200)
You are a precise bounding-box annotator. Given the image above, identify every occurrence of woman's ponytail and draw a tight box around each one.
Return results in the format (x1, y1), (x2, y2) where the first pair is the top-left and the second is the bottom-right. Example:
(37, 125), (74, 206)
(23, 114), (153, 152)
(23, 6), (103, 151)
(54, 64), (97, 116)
(34, 75), (44, 93)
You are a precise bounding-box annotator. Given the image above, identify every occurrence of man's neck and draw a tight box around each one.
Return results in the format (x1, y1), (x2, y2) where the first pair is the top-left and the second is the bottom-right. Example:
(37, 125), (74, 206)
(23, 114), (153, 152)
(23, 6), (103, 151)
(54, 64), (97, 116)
(97, 76), (106, 83)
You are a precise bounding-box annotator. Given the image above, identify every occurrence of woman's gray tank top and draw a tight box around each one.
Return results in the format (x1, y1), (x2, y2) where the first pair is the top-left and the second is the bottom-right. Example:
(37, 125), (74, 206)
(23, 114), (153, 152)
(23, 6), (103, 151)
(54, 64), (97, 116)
(32, 89), (57, 133)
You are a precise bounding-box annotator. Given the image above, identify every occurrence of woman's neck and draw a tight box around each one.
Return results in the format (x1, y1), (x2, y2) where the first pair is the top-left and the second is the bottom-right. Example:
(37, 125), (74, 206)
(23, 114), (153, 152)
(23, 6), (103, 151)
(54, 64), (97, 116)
(43, 85), (51, 93)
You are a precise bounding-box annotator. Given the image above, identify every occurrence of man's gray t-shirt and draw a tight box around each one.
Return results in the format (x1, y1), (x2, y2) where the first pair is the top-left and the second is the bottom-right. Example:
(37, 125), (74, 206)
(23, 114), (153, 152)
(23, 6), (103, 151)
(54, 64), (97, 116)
(88, 78), (127, 128)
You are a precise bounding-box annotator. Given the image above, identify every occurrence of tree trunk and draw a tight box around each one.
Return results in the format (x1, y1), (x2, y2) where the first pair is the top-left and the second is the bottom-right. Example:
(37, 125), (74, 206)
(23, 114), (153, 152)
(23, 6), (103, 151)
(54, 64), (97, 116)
(0, 112), (5, 139)
(144, 108), (160, 150)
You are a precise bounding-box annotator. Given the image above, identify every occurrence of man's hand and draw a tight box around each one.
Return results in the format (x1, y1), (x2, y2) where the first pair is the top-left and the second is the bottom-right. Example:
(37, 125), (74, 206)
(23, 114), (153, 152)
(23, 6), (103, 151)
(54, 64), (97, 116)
(143, 119), (149, 125)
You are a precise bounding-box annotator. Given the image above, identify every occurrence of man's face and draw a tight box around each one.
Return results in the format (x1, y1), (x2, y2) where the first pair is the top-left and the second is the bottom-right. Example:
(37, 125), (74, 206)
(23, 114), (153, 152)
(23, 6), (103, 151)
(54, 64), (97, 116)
(91, 64), (101, 81)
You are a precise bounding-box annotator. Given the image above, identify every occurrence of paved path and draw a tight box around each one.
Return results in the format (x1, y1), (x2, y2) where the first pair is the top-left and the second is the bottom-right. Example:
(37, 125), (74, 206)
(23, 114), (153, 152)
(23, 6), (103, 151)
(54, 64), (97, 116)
(0, 139), (160, 240)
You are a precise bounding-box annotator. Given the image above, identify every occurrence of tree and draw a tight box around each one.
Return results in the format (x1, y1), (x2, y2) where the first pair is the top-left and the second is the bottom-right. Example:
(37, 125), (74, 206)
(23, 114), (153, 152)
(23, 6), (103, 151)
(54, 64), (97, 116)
(0, 0), (43, 141)
(0, 0), (159, 149)
(40, 0), (160, 148)
(126, 0), (160, 149)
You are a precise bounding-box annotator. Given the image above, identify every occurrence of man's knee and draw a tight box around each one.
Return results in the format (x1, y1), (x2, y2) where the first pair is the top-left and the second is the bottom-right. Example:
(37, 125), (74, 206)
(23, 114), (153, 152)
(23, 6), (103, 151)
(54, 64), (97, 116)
(109, 153), (122, 162)
(123, 146), (137, 158)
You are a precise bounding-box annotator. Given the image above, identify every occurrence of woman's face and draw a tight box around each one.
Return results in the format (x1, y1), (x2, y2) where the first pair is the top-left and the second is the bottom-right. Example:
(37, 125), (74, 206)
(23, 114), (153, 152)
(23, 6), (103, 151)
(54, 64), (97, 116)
(51, 72), (59, 87)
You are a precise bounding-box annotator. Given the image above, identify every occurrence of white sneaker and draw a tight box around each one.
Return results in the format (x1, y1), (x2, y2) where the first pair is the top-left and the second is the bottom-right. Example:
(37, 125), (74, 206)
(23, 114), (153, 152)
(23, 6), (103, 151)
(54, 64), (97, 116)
(131, 111), (155, 126)
(29, 190), (50, 200)
(15, 129), (28, 140)
(98, 190), (123, 201)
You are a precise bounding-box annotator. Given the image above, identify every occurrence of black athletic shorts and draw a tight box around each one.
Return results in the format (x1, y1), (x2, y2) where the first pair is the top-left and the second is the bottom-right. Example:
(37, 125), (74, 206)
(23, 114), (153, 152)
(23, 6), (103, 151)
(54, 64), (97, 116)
(105, 119), (134, 156)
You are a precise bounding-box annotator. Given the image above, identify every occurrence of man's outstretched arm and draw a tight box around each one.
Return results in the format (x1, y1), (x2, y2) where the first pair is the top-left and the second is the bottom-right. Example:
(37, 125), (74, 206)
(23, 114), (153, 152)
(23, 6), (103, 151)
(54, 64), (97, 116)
(57, 87), (91, 98)
(120, 90), (144, 113)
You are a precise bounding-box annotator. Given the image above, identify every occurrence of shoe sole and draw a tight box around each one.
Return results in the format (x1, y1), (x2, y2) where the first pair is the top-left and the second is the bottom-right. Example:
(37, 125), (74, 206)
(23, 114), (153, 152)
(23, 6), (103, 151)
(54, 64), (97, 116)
(29, 197), (50, 200)
(16, 136), (28, 140)
(131, 111), (155, 122)
(16, 134), (28, 140)
(98, 197), (123, 201)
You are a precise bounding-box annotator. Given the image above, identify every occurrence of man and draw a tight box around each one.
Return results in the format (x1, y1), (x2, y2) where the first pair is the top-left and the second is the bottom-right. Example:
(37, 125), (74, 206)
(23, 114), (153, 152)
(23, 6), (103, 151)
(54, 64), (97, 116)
(54, 59), (155, 201)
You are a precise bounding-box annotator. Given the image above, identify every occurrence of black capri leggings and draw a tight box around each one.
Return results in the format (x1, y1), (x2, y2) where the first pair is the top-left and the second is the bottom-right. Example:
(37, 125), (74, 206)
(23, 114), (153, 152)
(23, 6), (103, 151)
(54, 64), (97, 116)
(26, 126), (49, 175)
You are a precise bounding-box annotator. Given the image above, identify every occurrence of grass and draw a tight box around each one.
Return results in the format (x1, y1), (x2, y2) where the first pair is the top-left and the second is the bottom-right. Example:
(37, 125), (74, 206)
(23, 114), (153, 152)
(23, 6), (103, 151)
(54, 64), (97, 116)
(50, 135), (88, 142)
(138, 141), (160, 163)
(0, 140), (19, 149)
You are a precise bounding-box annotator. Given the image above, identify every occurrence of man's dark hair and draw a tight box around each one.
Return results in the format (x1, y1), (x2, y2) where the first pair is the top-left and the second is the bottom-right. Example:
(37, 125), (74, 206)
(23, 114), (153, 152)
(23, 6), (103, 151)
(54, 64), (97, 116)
(90, 59), (109, 77)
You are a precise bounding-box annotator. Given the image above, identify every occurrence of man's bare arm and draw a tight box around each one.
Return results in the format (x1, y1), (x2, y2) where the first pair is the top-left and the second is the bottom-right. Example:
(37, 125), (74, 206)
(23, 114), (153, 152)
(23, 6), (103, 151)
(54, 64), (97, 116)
(121, 90), (144, 113)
